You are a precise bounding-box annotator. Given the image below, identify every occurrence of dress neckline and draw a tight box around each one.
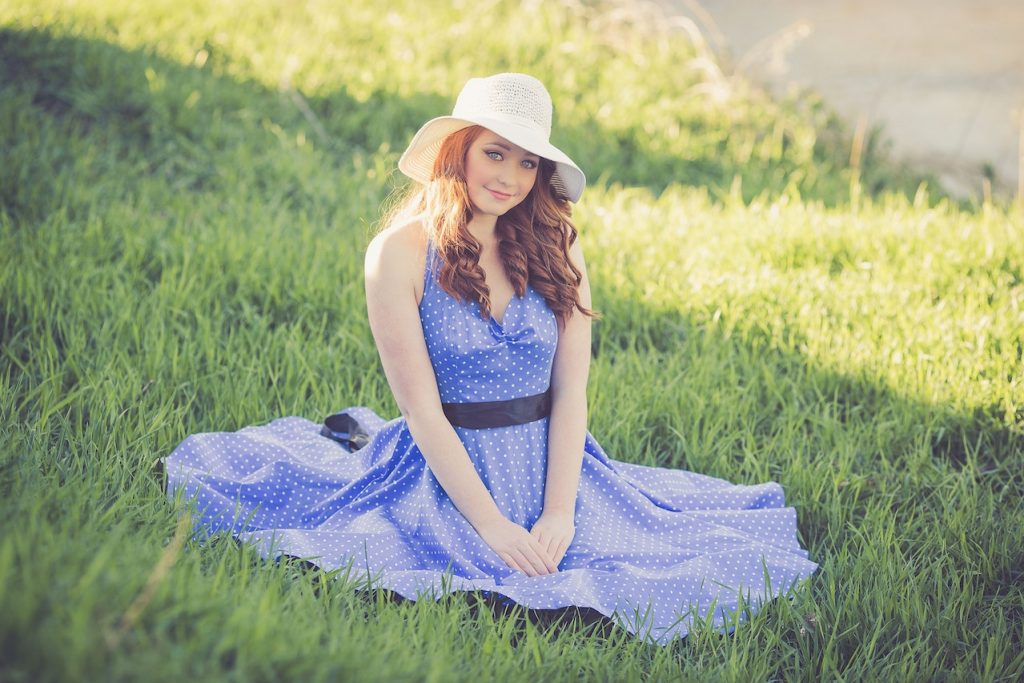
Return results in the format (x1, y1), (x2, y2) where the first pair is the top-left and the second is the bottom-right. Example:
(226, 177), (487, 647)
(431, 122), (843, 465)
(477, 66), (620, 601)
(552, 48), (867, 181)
(489, 293), (518, 329)
(426, 238), (525, 329)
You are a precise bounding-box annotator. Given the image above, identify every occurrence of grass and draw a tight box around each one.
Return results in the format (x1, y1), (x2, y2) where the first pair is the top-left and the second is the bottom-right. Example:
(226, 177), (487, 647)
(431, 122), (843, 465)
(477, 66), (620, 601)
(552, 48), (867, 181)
(2, 0), (1022, 680)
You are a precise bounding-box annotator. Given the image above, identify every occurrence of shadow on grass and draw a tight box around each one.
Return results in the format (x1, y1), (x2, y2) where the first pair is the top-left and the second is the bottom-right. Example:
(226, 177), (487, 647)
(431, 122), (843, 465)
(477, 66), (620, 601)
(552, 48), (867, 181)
(590, 290), (1024, 480)
(0, 24), (945, 229)
(276, 553), (627, 646)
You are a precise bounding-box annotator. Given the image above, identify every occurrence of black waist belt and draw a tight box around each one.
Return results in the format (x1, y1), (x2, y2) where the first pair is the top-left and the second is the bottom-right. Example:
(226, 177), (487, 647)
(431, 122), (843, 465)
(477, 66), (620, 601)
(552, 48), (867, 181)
(442, 389), (552, 429)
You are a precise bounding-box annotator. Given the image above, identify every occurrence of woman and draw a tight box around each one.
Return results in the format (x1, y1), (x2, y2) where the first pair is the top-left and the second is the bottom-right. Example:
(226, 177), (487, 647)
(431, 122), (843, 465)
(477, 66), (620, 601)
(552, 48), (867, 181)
(163, 73), (817, 645)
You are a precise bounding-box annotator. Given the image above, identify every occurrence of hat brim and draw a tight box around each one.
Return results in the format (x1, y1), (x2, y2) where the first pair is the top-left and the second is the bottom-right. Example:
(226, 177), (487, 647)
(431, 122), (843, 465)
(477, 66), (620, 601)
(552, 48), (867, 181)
(397, 115), (585, 203)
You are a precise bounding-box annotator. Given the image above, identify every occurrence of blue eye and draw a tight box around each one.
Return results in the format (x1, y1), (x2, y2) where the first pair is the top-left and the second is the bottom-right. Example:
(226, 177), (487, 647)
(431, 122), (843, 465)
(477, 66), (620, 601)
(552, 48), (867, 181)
(486, 150), (503, 161)
(522, 159), (538, 169)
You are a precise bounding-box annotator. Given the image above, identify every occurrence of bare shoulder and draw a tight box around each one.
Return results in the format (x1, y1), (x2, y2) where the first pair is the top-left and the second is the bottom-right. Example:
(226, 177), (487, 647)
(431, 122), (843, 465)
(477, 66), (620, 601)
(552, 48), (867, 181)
(365, 216), (429, 303)
(566, 234), (592, 308)
(567, 233), (588, 270)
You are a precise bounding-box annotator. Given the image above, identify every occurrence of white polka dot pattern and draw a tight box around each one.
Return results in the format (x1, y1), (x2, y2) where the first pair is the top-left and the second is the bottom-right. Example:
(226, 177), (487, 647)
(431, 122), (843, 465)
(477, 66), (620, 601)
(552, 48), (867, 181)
(162, 239), (818, 646)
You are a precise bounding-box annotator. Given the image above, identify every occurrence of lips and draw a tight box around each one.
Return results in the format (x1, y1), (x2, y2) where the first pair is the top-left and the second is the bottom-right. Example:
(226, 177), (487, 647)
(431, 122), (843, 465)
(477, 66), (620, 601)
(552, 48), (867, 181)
(486, 188), (513, 200)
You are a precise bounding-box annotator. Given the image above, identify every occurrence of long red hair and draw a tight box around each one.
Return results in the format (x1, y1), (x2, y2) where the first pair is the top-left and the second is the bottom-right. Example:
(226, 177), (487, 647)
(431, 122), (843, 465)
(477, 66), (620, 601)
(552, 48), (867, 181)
(381, 125), (600, 329)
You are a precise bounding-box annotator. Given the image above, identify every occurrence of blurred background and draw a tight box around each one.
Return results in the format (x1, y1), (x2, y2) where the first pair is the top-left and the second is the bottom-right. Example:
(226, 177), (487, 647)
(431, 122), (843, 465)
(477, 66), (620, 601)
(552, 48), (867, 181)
(662, 0), (1024, 201)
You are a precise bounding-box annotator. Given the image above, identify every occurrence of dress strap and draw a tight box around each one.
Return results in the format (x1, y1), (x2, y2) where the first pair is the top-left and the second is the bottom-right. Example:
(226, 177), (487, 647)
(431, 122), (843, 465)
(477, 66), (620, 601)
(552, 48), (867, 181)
(423, 238), (438, 295)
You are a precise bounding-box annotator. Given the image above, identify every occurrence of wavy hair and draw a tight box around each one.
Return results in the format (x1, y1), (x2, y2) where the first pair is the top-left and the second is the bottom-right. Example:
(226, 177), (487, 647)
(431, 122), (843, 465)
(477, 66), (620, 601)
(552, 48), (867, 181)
(380, 125), (600, 329)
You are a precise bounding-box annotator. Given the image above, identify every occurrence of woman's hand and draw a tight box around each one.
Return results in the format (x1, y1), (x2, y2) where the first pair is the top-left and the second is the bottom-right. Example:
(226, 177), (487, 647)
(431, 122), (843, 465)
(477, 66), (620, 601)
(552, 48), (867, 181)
(529, 509), (575, 568)
(476, 516), (558, 577)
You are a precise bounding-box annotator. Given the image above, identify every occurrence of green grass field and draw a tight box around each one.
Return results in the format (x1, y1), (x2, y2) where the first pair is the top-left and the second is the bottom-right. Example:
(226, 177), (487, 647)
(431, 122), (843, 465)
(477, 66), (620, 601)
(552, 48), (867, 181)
(2, 1), (1022, 680)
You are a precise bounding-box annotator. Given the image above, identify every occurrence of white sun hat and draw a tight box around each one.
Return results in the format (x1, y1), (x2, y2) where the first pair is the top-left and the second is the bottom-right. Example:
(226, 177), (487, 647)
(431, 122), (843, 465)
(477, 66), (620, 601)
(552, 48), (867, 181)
(397, 73), (586, 203)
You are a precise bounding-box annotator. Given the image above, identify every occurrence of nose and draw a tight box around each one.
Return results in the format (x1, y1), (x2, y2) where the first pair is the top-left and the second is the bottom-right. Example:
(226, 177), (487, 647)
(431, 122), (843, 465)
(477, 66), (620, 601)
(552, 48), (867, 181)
(495, 169), (513, 188)
(497, 165), (530, 189)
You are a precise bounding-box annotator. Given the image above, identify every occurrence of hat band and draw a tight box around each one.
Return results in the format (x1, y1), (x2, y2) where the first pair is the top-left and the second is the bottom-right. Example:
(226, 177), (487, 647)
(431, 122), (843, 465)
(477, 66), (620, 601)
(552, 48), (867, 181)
(454, 112), (552, 140)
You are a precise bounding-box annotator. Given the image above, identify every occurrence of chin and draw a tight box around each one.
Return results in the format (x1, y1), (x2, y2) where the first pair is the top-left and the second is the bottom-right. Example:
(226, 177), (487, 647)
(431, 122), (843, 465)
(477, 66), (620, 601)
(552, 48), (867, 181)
(472, 199), (514, 218)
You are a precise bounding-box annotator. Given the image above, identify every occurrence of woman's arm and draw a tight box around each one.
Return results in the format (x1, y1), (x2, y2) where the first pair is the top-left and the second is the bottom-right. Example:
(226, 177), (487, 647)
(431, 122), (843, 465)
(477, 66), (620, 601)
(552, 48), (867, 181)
(530, 237), (591, 565)
(364, 224), (557, 576)
(541, 237), (592, 516)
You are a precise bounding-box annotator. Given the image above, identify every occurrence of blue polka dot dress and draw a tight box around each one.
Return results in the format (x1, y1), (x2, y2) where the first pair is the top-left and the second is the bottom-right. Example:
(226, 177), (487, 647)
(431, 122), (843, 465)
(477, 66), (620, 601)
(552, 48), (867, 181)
(163, 238), (818, 646)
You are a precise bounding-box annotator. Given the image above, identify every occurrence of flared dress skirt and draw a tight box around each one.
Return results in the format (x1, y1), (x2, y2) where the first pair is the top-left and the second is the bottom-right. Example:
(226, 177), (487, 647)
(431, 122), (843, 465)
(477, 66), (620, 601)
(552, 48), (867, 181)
(163, 239), (818, 646)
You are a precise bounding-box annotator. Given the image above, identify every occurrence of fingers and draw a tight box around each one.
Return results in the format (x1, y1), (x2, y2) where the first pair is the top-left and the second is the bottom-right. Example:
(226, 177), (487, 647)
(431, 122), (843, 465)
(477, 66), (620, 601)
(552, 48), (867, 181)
(497, 551), (523, 575)
(495, 525), (561, 576)
(519, 544), (556, 576)
(529, 534), (558, 573)
(530, 530), (558, 567)
(531, 546), (558, 575)
(504, 542), (557, 576)
(543, 535), (558, 560)
(553, 539), (568, 565)
(499, 550), (534, 576)
(535, 532), (566, 573)
(508, 548), (545, 577)
(535, 546), (558, 574)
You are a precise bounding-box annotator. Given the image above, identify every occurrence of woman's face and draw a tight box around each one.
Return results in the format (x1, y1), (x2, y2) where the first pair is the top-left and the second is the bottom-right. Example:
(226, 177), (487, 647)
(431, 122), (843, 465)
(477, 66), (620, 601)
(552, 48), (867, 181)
(463, 130), (540, 218)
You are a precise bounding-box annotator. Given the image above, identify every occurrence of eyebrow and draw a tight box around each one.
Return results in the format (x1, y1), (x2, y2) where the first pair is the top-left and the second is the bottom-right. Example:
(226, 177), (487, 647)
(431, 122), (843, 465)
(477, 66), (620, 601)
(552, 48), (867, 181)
(484, 140), (539, 158)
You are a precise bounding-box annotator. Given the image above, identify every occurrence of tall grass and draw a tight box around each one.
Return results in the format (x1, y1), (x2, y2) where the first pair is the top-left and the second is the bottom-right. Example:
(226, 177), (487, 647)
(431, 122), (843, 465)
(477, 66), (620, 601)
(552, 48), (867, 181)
(2, 0), (1022, 681)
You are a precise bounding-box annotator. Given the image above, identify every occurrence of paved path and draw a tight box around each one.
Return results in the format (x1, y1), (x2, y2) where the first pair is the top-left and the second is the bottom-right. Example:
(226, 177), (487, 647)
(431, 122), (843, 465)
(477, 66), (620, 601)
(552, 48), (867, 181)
(657, 0), (1024, 199)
